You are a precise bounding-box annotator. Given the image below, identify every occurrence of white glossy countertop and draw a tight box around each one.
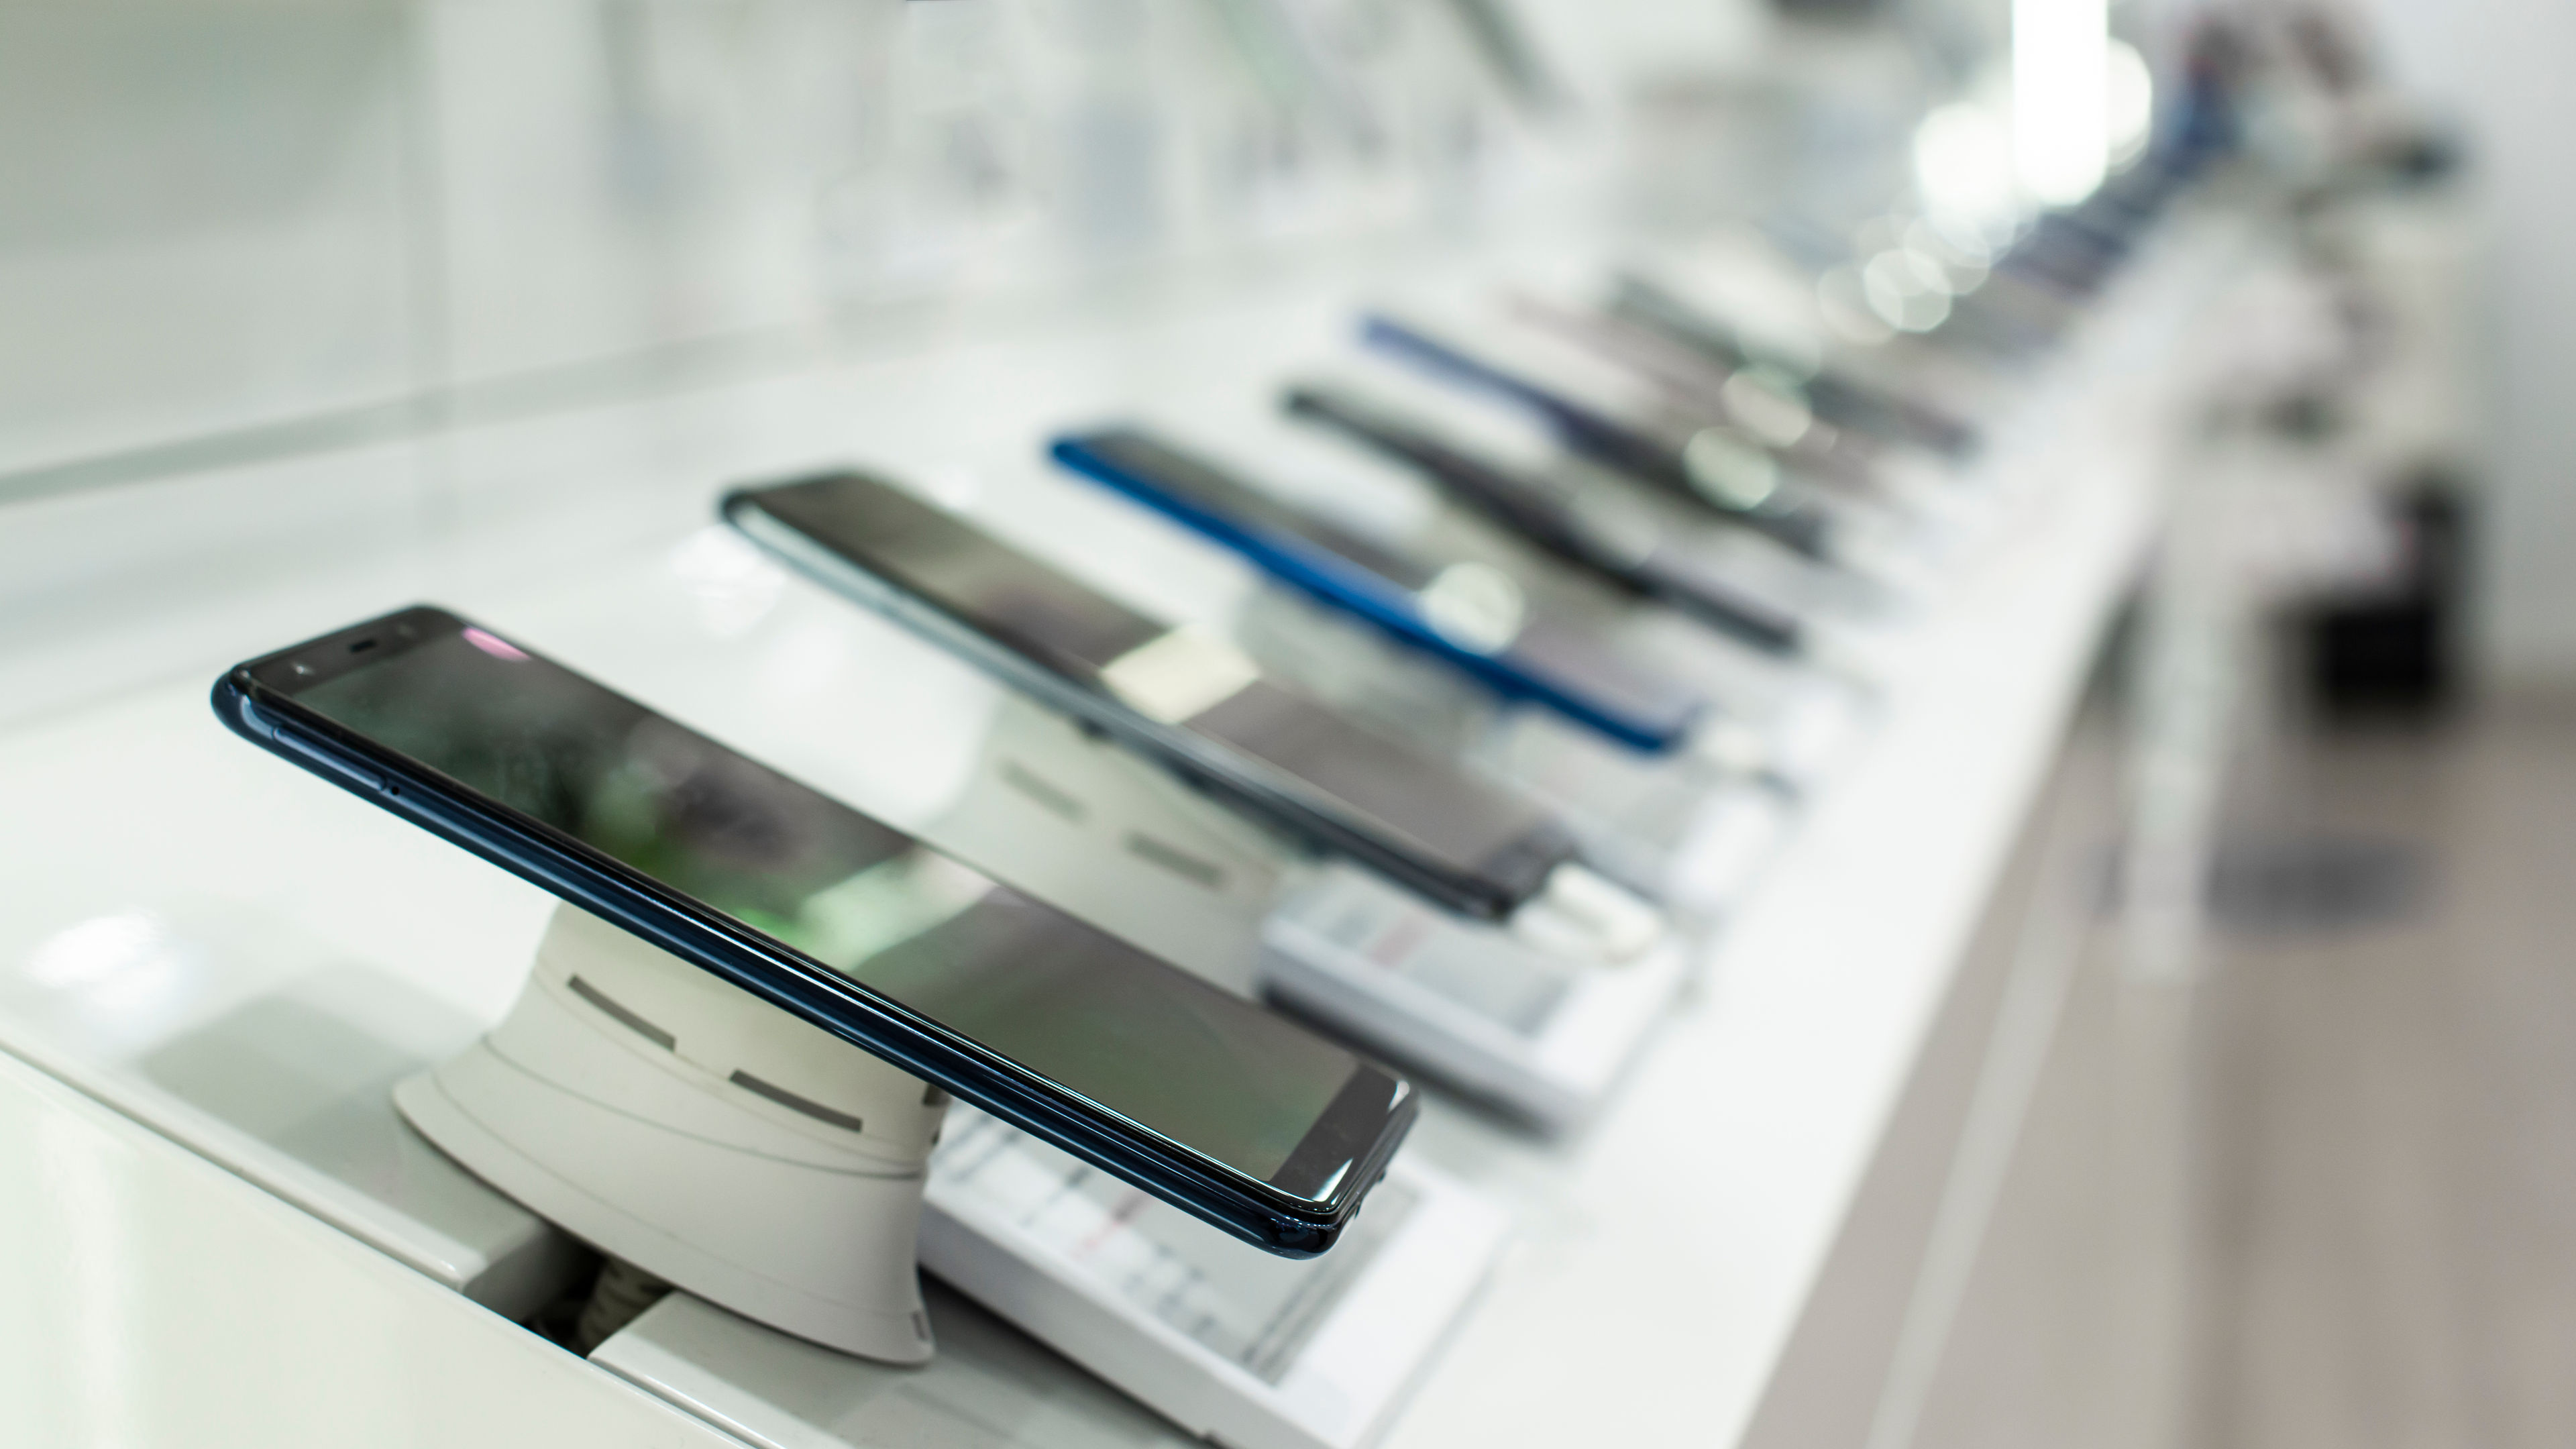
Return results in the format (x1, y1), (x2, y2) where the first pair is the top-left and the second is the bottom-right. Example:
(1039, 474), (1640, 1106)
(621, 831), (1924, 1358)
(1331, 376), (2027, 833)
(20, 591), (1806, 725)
(0, 225), (2218, 1448)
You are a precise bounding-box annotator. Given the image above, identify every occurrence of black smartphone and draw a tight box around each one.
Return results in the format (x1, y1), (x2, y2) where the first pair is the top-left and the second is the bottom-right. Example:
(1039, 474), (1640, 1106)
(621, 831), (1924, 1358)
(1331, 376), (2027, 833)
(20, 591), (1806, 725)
(723, 472), (1579, 920)
(214, 606), (1414, 1257)
(1283, 381), (1806, 656)
(1604, 275), (1980, 460)
(1362, 313), (1839, 560)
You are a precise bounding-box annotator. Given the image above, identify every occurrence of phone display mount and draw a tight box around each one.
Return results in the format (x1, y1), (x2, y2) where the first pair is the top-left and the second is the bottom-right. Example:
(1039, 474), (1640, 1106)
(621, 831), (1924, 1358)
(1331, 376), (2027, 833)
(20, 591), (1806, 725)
(398, 900), (1513, 1449)
(393, 902), (948, 1364)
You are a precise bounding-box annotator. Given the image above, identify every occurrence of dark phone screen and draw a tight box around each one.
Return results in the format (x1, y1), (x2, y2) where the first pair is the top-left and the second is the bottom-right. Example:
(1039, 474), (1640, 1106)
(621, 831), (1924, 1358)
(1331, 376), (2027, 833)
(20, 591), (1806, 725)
(1186, 680), (1564, 898)
(276, 619), (1371, 1189)
(752, 476), (1164, 680)
(746, 478), (1570, 898)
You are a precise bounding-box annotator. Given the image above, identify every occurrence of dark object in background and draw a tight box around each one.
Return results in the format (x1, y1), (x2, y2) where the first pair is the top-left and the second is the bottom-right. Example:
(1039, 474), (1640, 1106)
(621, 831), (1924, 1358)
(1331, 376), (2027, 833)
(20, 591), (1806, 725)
(2090, 835), (2428, 937)
(2206, 836), (2426, 937)
(2297, 480), (2466, 720)
(2377, 124), (2467, 185)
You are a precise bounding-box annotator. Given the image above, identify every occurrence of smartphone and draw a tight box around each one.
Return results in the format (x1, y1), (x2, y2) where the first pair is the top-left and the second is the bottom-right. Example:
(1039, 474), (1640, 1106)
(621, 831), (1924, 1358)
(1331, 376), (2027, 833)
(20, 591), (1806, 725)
(1282, 381), (1806, 656)
(721, 472), (1579, 920)
(1049, 427), (1707, 755)
(213, 606), (1413, 1257)
(1360, 313), (1837, 560)
(1605, 274), (1980, 460)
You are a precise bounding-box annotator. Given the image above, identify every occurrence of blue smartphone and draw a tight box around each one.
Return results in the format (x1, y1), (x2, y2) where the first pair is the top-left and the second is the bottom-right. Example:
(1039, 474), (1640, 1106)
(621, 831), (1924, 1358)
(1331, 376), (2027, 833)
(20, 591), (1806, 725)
(1360, 314), (1837, 560)
(215, 606), (1415, 1257)
(724, 472), (1580, 920)
(1281, 382), (1806, 656)
(1049, 427), (1706, 755)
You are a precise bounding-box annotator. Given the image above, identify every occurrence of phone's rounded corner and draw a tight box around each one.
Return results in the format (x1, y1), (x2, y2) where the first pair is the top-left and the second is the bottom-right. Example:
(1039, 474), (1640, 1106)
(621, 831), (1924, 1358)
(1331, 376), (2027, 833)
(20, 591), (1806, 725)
(715, 484), (765, 528)
(208, 671), (272, 745)
(1622, 708), (1696, 758)
(1045, 435), (1091, 472)
(1275, 1122), (1412, 1260)
(1263, 1213), (1337, 1260)
(727, 465), (879, 523)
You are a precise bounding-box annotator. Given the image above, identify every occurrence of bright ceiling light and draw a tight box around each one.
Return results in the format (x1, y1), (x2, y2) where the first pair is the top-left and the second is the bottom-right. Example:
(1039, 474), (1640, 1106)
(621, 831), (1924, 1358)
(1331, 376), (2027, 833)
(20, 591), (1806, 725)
(2107, 39), (2155, 167)
(1914, 101), (2019, 246)
(2014, 0), (2110, 206)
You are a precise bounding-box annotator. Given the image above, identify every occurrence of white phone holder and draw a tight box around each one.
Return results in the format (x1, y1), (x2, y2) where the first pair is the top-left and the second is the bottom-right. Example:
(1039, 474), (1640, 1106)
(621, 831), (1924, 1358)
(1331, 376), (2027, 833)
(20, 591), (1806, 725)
(394, 903), (947, 1364)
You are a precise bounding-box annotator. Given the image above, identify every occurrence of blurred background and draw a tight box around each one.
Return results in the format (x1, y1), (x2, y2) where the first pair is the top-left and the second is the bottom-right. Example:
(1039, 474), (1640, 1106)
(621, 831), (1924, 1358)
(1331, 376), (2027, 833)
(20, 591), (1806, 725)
(1, 1), (2569, 1446)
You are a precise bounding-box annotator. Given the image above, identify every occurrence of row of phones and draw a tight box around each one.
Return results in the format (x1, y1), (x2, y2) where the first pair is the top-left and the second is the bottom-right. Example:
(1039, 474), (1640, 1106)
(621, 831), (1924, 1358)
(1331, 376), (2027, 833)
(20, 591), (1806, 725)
(1031, 309), (1941, 777)
(215, 270), (2033, 1263)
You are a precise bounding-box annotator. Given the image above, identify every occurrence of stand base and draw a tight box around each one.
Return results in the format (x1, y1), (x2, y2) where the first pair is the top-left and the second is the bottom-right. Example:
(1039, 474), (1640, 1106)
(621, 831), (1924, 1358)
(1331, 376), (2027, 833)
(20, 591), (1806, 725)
(396, 904), (943, 1365)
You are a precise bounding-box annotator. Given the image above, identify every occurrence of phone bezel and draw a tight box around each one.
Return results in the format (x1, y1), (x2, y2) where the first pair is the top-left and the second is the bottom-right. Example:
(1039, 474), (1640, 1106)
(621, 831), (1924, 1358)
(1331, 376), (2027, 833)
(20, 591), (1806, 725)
(215, 604), (1414, 1257)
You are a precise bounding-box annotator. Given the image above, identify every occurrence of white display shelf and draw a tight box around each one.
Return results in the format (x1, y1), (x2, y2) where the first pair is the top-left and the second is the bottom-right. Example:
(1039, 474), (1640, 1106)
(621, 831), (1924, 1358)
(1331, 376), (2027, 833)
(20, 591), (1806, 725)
(0, 221), (2225, 1448)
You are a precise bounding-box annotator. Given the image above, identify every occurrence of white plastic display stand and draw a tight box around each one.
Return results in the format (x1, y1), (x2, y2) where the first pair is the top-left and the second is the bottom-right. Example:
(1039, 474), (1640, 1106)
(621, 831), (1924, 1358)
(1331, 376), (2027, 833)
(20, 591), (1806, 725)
(396, 900), (1513, 1449)
(395, 903), (949, 1364)
(578, 1104), (1510, 1449)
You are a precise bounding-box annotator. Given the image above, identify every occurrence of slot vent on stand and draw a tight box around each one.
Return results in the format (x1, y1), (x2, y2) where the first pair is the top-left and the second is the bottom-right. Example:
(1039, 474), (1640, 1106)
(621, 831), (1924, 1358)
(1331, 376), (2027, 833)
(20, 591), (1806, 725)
(567, 973), (676, 1050)
(1000, 761), (1088, 821)
(1125, 832), (1226, 890)
(729, 1069), (867, 1134)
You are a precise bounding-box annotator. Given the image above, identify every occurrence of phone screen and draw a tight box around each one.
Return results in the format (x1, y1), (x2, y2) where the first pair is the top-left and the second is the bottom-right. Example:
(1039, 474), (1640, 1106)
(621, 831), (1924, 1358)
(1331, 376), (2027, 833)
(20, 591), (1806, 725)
(737, 476), (1576, 910)
(771, 481), (1171, 682)
(256, 613), (1390, 1196)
